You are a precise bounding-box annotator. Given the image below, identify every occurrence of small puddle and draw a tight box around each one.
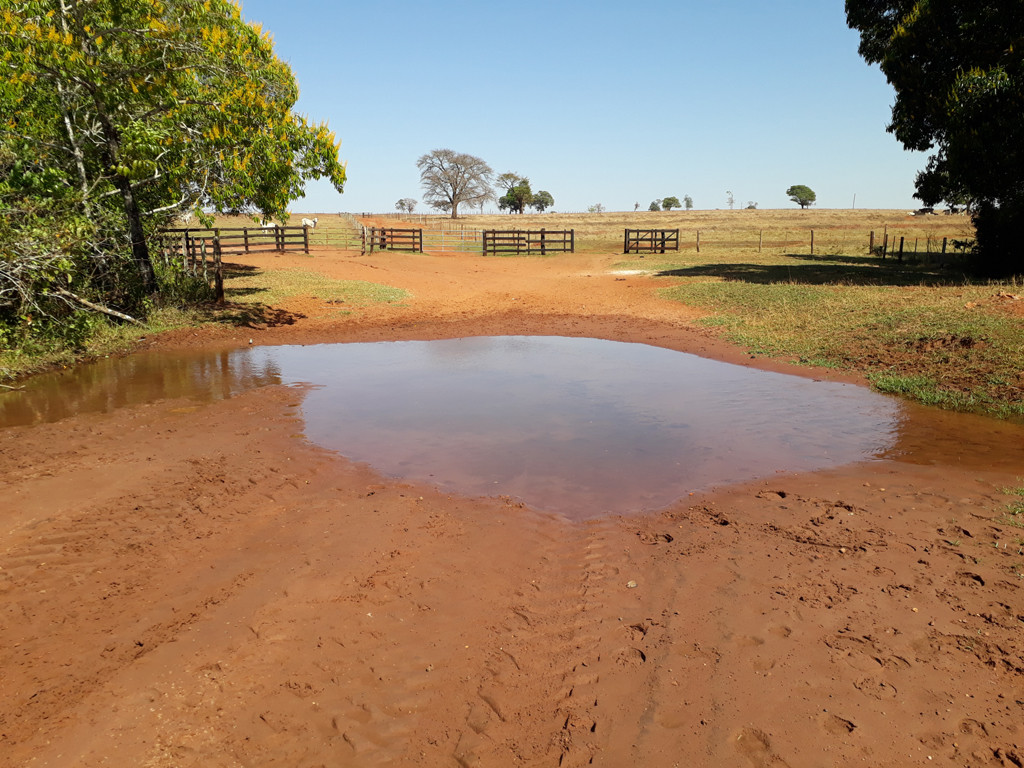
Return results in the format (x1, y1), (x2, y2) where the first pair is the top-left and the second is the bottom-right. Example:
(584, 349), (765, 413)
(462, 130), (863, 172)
(3, 336), (1022, 519)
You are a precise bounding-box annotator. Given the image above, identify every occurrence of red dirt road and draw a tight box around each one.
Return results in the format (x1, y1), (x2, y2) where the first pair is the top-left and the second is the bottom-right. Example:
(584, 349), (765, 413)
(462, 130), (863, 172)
(2, 247), (1022, 767)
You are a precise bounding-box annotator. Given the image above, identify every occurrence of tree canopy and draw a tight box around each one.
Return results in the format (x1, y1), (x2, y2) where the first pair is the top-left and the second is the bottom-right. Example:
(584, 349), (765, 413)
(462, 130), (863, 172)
(1, 0), (345, 344)
(417, 149), (493, 218)
(846, 0), (1024, 274)
(786, 185), (817, 209)
(496, 172), (532, 214)
(661, 196), (681, 211)
(531, 190), (554, 212)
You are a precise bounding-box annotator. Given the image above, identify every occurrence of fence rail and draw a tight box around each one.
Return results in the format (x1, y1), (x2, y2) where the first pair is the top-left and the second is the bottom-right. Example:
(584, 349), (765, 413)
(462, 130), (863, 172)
(482, 229), (574, 255)
(624, 229), (679, 254)
(157, 226), (310, 255)
(363, 227), (423, 253)
(422, 228), (483, 253)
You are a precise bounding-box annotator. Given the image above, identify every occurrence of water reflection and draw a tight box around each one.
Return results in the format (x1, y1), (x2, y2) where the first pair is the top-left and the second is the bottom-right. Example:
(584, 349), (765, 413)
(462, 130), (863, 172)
(263, 338), (902, 517)
(0, 350), (282, 426)
(5, 337), (1021, 519)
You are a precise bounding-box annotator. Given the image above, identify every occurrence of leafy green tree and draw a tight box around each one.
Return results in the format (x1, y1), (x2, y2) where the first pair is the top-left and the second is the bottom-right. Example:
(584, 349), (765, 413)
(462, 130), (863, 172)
(649, 200), (661, 212)
(418, 149), (493, 218)
(846, 0), (1024, 274)
(496, 172), (533, 214)
(786, 185), (817, 209)
(661, 196), (681, 211)
(588, 203), (605, 213)
(0, 0), (345, 332)
(532, 190), (554, 212)
(683, 195), (694, 210)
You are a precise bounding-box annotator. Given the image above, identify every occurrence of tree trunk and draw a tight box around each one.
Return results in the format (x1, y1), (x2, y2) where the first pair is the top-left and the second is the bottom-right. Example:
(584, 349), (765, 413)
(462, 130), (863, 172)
(91, 101), (158, 294)
(116, 173), (158, 293)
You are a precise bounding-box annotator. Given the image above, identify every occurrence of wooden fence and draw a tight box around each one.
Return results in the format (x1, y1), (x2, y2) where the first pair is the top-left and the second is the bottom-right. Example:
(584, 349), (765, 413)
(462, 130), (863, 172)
(624, 229), (680, 254)
(871, 231), (971, 264)
(363, 227), (423, 254)
(482, 229), (574, 255)
(156, 226), (310, 256)
(153, 233), (225, 302)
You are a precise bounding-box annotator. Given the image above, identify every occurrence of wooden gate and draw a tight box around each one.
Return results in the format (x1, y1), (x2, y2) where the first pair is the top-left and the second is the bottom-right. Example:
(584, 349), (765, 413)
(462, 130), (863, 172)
(624, 229), (680, 254)
(482, 229), (574, 255)
(363, 227), (423, 253)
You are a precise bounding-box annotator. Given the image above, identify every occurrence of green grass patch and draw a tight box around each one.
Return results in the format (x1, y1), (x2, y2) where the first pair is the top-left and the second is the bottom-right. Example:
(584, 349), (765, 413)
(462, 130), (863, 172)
(1001, 486), (1024, 529)
(652, 251), (1024, 418)
(224, 268), (408, 307)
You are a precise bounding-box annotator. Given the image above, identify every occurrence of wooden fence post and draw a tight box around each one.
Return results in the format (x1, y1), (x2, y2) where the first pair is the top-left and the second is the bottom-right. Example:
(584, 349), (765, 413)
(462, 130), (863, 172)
(869, 230), (874, 254)
(213, 237), (224, 303)
(243, 227), (250, 253)
(303, 225), (310, 254)
(758, 229), (763, 253)
(810, 229), (815, 255)
(696, 230), (700, 253)
(899, 236), (905, 262)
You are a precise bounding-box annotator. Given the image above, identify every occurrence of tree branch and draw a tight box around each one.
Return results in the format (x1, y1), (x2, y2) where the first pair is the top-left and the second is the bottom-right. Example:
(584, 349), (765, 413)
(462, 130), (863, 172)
(49, 287), (143, 325)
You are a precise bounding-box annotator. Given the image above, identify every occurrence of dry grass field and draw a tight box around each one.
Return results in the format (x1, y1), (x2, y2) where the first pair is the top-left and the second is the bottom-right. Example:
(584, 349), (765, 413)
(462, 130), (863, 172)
(352, 207), (975, 255)
(210, 207), (974, 256)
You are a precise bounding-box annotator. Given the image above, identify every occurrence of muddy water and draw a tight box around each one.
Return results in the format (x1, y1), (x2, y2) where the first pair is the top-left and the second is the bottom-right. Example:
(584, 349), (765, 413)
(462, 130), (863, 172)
(3, 336), (1022, 519)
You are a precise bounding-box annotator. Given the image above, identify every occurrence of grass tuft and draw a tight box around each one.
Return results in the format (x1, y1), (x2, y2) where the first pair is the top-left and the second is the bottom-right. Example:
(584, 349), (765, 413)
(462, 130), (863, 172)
(224, 268), (408, 307)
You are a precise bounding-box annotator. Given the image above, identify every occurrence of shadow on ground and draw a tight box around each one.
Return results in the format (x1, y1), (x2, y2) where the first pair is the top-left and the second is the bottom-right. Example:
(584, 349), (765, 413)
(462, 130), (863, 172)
(655, 253), (972, 287)
(200, 262), (305, 329)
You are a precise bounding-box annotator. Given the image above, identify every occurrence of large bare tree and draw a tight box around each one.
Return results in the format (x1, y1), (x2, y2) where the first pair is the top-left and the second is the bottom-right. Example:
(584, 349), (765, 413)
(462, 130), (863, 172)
(417, 149), (493, 219)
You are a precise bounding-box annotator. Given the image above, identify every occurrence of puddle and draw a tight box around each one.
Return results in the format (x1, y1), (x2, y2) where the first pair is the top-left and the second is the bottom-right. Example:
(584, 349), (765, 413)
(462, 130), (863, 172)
(3, 336), (1022, 519)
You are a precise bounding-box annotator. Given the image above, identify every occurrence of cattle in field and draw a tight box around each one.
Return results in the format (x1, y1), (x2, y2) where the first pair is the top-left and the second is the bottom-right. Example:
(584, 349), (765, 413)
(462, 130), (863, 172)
(301, 217), (318, 228)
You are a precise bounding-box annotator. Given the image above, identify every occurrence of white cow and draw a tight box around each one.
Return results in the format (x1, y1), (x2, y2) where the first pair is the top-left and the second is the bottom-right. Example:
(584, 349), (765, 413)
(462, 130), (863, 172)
(301, 217), (318, 228)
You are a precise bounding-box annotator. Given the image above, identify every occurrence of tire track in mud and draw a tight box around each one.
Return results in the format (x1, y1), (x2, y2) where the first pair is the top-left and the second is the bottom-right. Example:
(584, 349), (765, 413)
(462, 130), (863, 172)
(448, 517), (630, 768)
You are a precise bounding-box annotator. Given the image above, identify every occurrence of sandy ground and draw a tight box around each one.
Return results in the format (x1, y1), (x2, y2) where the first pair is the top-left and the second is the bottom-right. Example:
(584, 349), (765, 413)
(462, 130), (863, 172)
(2, 246), (1024, 767)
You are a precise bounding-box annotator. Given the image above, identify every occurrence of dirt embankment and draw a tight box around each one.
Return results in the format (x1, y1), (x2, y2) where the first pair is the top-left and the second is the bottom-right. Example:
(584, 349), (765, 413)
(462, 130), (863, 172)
(1, 247), (1022, 767)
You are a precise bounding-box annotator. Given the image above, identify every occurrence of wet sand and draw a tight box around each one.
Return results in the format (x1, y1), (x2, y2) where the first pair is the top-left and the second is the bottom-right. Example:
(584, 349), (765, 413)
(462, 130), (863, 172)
(1, 247), (1022, 767)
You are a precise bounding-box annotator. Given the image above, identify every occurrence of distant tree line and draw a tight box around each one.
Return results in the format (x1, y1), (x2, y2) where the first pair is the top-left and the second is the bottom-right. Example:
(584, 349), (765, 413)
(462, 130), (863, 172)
(416, 150), (555, 218)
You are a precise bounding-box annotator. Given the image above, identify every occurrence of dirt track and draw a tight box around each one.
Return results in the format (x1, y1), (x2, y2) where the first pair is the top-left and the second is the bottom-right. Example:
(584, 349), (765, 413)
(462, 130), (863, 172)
(2, 247), (1023, 767)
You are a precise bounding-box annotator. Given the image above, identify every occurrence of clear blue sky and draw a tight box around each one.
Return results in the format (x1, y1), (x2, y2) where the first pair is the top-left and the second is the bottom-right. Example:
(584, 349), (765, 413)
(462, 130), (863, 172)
(237, 0), (927, 214)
